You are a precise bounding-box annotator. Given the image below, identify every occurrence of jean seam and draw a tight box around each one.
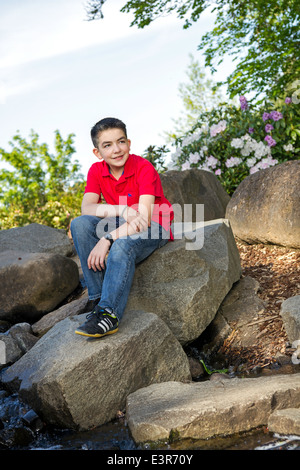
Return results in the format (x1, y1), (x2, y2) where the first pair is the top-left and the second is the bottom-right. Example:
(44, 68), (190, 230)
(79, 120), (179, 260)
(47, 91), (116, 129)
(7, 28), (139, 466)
(112, 243), (136, 319)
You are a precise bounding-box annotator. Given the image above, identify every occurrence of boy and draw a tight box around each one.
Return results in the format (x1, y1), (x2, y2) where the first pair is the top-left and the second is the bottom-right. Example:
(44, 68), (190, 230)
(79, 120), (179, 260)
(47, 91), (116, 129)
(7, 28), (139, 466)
(71, 117), (173, 338)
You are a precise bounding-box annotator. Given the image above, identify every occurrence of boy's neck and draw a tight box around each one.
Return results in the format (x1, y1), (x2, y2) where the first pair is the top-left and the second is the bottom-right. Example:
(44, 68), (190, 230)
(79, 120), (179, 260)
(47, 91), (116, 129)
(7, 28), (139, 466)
(109, 165), (124, 180)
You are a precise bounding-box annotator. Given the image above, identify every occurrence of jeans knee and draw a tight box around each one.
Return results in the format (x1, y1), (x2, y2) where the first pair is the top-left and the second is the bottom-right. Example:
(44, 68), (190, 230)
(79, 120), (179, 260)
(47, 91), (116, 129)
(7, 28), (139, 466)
(109, 238), (134, 262)
(71, 215), (93, 237)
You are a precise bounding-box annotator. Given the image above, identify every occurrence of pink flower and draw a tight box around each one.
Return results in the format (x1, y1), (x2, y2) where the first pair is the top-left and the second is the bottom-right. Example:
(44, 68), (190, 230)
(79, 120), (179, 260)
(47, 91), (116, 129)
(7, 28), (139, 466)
(285, 97), (292, 104)
(239, 95), (248, 110)
(270, 110), (283, 121)
(265, 124), (274, 133)
(215, 169), (221, 176)
(262, 112), (270, 121)
(264, 135), (276, 147)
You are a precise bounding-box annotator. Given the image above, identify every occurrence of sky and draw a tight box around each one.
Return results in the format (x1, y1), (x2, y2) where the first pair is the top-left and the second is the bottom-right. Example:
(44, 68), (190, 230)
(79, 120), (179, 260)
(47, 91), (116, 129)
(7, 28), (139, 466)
(0, 0), (234, 177)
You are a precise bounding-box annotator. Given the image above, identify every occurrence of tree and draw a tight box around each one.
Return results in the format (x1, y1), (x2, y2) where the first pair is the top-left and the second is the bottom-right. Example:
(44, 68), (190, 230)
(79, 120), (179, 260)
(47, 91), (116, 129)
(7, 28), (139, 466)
(165, 54), (225, 141)
(85, 0), (300, 101)
(0, 130), (85, 229)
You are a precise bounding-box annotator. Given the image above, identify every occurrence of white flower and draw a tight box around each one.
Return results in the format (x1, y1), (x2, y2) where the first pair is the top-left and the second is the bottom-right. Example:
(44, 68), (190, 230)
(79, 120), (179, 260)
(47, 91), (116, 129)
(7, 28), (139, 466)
(206, 155), (218, 169)
(189, 152), (200, 164)
(225, 156), (242, 168)
(250, 165), (260, 174)
(210, 120), (227, 137)
(181, 130), (202, 148)
(254, 141), (270, 158)
(246, 157), (257, 168)
(231, 138), (244, 149)
(181, 161), (191, 171)
(283, 143), (295, 152)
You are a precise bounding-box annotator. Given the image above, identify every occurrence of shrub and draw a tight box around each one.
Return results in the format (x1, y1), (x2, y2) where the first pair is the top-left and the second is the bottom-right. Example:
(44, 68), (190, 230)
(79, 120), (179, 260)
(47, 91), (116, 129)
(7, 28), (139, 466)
(169, 80), (300, 195)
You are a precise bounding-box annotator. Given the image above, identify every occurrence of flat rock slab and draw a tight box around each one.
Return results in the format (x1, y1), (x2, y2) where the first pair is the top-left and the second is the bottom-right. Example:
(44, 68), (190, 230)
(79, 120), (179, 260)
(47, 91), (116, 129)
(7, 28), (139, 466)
(126, 374), (300, 444)
(268, 408), (300, 436)
(1, 310), (191, 430)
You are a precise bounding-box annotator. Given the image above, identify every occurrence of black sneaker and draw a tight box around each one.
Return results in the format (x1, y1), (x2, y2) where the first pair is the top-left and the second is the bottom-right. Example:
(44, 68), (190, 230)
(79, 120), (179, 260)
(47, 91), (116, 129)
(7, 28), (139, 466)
(75, 305), (119, 338)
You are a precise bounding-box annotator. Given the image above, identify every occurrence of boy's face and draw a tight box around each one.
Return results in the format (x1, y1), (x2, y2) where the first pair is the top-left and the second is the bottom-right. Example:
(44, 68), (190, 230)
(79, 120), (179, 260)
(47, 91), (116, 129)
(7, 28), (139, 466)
(93, 128), (131, 172)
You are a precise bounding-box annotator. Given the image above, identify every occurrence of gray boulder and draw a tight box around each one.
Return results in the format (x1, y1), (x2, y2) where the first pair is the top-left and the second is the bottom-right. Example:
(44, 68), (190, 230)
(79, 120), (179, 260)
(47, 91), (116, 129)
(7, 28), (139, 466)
(280, 295), (300, 343)
(126, 219), (241, 344)
(0, 223), (74, 257)
(1, 310), (191, 430)
(0, 250), (79, 323)
(225, 161), (300, 248)
(0, 323), (38, 366)
(160, 169), (230, 222)
(126, 374), (300, 444)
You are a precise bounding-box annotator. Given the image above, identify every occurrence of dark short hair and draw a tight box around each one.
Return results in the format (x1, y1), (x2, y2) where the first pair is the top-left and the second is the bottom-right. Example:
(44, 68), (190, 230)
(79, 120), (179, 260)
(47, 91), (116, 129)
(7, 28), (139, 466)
(91, 117), (127, 148)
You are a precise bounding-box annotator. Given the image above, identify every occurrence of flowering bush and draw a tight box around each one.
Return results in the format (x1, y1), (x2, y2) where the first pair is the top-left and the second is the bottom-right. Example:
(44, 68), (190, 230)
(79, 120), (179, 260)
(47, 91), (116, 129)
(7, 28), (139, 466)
(169, 80), (300, 194)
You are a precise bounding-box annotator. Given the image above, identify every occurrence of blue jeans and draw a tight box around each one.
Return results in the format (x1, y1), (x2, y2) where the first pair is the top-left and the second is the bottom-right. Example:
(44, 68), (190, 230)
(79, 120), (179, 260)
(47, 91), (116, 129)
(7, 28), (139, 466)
(70, 215), (169, 321)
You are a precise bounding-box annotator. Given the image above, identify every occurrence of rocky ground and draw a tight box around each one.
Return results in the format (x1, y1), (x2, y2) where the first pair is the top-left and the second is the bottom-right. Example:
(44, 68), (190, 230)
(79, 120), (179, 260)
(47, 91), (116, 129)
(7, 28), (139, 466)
(219, 239), (300, 373)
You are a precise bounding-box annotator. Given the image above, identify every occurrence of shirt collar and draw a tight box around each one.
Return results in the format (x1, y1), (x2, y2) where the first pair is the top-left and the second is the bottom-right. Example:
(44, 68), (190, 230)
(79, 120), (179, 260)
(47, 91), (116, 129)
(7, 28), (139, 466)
(102, 154), (135, 179)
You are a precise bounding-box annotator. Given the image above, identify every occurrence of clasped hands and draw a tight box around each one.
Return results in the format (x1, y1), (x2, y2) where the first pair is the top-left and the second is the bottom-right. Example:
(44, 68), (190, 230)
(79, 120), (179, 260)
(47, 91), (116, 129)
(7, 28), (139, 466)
(87, 206), (149, 272)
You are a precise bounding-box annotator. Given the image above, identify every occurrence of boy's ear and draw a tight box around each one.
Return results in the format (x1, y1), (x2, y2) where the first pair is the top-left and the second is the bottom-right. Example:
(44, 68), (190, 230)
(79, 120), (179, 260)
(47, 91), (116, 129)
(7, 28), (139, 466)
(93, 147), (103, 161)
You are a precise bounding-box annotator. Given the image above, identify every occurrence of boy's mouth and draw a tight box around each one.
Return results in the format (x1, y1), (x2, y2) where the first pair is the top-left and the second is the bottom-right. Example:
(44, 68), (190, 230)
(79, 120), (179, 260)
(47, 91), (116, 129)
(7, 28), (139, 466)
(112, 155), (124, 160)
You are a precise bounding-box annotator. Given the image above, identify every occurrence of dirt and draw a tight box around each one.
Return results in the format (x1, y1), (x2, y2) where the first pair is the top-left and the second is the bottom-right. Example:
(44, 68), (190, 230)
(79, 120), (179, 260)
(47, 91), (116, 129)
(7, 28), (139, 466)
(219, 239), (300, 373)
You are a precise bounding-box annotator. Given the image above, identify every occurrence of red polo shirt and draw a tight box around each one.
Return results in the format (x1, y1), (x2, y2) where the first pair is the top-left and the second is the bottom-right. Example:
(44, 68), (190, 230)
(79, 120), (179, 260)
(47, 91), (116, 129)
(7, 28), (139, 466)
(84, 154), (174, 239)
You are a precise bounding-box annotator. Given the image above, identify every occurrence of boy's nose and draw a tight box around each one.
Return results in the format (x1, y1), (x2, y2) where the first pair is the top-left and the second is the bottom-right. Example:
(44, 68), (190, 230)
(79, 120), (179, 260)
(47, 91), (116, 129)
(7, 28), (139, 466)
(113, 143), (121, 153)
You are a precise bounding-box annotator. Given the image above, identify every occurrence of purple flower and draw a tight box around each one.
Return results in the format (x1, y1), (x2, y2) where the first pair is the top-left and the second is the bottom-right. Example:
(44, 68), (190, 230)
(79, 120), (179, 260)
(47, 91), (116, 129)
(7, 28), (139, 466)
(264, 135), (276, 147)
(262, 112), (270, 121)
(248, 127), (254, 134)
(270, 110), (283, 121)
(239, 95), (248, 111)
(285, 97), (292, 104)
(265, 124), (274, 133)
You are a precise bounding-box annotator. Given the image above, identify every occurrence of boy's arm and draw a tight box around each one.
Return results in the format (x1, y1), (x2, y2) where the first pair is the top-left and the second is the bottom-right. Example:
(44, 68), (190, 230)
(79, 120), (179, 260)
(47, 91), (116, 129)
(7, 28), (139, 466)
(81, 192), (127, 218)
(86, 194), (155, 272)
(111, 194), (155, 239)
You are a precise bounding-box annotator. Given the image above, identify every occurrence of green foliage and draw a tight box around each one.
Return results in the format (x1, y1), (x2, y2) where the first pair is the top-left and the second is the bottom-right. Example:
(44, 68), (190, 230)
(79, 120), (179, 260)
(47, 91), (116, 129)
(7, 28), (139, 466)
(168, 80), (300, 195)
(143, 145), (169, 173)
(0, 130), (85, 230)
(86, 0), (300, 100)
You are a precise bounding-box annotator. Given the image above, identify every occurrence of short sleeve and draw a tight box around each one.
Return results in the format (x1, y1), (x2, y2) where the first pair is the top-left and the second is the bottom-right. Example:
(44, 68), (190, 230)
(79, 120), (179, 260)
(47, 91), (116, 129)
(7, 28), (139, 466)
(84, 163), (102, 197)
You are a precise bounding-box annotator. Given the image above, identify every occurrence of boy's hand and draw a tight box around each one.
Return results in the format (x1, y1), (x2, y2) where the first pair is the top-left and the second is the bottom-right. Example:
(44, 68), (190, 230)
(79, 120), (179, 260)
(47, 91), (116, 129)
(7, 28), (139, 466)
(123, 205), (149, 233)
(87, 238), (110, 271)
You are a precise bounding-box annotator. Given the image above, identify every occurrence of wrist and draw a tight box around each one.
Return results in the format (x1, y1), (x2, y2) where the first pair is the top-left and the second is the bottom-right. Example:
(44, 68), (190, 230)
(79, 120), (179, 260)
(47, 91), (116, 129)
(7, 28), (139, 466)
(102, 233), (114, 248)
(120, 205), (128, 218)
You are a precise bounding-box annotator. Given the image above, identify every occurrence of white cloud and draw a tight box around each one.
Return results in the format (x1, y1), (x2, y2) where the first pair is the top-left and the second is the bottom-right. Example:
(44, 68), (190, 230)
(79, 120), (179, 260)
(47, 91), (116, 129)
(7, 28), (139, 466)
(0, 0), (138, 69)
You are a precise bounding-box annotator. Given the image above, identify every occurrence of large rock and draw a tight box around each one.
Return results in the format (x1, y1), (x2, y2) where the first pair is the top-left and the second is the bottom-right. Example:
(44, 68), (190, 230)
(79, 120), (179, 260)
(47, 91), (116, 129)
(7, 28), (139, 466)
(225, 161), (300, 248)
(0, 251), (79, 323)
(126, 219), (241, 344)
(160, 169), (230, 222)
(0, 223), (73, 257)
(280, 295), (300, 343)
(126, 374), (300, 444)
(1, 310), (191, 430)
(268, 408), (300, 436)
(0, 323), (38, 366)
